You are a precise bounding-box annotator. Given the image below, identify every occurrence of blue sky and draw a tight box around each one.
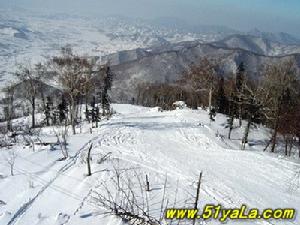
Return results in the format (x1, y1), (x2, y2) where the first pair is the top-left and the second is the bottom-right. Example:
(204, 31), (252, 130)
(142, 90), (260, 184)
(1, 0), (300, 36)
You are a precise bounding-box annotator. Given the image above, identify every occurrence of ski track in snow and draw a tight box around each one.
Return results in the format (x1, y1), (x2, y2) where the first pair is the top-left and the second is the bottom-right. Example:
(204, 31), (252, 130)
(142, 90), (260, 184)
(176, 127), (295, 225)
(5, 134), (102, 225)
(102, 110), (297, 225)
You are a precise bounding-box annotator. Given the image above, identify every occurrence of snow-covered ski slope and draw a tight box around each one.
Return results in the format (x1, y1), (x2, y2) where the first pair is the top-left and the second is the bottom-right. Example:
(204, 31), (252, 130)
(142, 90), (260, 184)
(0, 104), (299, 225)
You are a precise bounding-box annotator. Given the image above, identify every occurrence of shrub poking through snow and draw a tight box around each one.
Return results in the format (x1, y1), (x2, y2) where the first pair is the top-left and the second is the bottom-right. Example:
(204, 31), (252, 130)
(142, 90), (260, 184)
(91, 165), (202, 225)
(4, 149), (17, 176)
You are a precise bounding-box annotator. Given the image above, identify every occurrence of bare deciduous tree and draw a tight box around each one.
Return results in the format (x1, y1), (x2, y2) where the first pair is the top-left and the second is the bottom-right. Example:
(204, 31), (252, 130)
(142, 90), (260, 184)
(53, 122), (69, 160)
(259, 60), (300, 152)
(50, 46), (93, 134)
(2, 83), (16, 132)
(181, 58), (220, 115)
(15, 63), (45, 128)
(21, 126), (42, 152)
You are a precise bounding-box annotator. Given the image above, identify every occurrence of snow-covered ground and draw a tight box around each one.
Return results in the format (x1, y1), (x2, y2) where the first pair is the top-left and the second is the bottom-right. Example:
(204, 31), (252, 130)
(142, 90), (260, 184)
(0, 104), (299, 225)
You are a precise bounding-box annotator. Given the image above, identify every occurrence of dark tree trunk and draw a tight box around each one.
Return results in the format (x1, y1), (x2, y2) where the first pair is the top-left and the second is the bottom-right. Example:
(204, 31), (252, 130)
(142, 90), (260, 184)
(228, 116), (234, 139)
(70, 99), (76, 135)
(7, 120), (12, 132)
(242, 118), (251, 150)
(85, 96), (90, 123)
(284, 136), (288, 156)
(239, 104), (242, 127)
(31, 96), (36, 128)
(270, 118), (279, 153)
(288, 137), (293, 157)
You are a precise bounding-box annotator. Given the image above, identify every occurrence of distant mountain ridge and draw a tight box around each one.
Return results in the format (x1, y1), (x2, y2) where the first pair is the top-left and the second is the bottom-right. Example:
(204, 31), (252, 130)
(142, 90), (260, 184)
(150, 17), (238, 35)
(1, 10), (300, 104)
(212, 34), (300, 56)
(247, 28), (300, 45)
(106, 39), (300, 102)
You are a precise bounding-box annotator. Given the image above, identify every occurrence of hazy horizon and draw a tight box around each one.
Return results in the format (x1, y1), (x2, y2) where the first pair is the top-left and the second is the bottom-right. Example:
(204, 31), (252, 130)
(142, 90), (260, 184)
(1, 0), (300, 37)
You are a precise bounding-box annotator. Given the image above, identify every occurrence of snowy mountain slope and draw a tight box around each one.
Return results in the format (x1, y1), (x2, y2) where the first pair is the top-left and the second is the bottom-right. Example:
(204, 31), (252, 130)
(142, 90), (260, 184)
(108, 41), (300, 102)
(248, 28), (300, 46)
(0, 104), (299, 225)
(212, 34), (300, 56)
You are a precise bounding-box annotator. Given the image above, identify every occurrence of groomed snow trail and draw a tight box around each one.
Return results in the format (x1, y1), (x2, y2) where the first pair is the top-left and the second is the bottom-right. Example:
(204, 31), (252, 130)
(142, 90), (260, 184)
(0, 104), (299, 225)
(94, 105), (299, 225)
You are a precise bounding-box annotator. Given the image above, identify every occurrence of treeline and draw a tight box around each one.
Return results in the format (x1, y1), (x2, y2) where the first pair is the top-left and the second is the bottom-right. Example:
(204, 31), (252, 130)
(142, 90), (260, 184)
(135, 58), (300, 156)
(135, 83), (202, 110)
(2, 49), (300, 156)
(1, 46), (113, 135)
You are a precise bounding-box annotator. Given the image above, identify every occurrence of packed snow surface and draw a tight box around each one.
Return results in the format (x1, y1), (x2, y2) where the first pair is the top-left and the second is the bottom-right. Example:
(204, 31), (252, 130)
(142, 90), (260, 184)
(0, 104), (299, 225)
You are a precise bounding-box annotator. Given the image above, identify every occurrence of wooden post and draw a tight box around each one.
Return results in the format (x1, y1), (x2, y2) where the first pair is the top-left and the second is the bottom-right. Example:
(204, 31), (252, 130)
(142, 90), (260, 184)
(146, 174), (150, 192)
(87, 144), (93, 176)
(193, 172), (202, 225)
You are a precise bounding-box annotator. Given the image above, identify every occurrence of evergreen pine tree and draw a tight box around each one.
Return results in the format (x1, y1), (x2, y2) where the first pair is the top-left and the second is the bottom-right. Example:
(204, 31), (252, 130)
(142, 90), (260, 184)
(91, 96), (100, 128)
(58, 95), (67, 124)
(101, 66), (113, 116)
(236, 62), (245, 91)
(242, 97), (261, 149)
(45, 96), (53, 126)
(226, 93), (236, 139)
(236, 62), (246, 127)
(216, 77), (228, 114)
